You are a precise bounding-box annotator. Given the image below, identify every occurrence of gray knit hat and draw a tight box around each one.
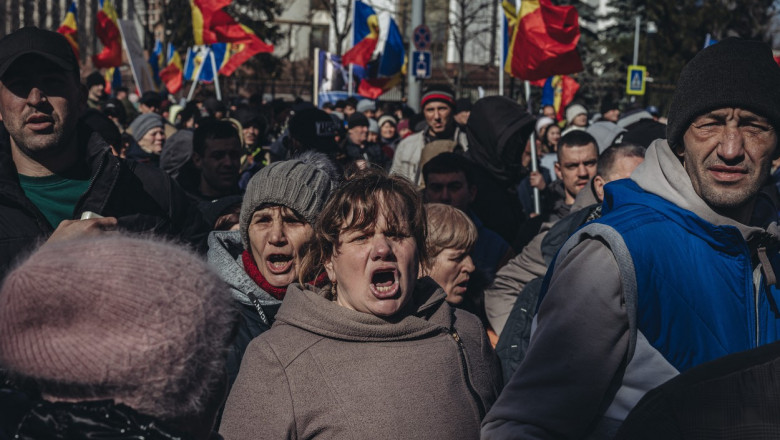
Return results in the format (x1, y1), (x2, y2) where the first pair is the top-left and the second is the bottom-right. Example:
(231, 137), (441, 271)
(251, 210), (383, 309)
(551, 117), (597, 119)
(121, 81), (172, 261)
(240, 151), (339, 249)
(128, 112), (164, 142)
(667, 38), (780, 149)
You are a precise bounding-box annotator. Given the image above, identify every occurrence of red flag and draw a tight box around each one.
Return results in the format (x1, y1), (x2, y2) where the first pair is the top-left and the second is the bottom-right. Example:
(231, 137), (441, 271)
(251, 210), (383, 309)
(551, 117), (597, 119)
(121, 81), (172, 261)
(160, 46), (184, 94)
(93, 0), (122, 68)
(219, 30), (274, 77)
(505, 0), (583, 81)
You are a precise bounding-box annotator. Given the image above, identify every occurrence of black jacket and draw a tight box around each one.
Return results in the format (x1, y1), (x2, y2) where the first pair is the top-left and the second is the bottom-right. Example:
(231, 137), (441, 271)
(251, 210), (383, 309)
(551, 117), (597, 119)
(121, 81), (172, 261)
(0, 121), (210, 280)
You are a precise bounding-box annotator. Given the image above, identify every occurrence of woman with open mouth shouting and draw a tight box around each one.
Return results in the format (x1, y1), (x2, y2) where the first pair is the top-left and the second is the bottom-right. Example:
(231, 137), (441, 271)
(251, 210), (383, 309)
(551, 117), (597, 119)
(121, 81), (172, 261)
(207, 151), (339, 390)
(220, 168), (502, 440)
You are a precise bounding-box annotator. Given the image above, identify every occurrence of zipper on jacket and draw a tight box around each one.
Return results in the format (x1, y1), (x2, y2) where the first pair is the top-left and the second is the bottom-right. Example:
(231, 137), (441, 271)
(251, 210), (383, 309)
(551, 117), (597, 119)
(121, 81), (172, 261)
(73, 152), (108, 217)
(450, 330), (487, 419)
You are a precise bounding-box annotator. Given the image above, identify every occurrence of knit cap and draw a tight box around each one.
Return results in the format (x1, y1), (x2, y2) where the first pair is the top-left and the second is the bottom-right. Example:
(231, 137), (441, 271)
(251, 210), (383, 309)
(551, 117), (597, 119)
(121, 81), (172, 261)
(240, 152), (338, 249)
(128, 112), (164, 142)
(356, 99), (376, 113)
(565, 104), (587, 123)
(535, 116), (555, 136)
(368, 118), (379, 134)
(378, 115), (397, 128)
(0, 235), (235, 419)
(85, 71), (104, 89)
(667, 38), (780, 149)
(348, 112), (369, 129)
(421, 85), (455, 109)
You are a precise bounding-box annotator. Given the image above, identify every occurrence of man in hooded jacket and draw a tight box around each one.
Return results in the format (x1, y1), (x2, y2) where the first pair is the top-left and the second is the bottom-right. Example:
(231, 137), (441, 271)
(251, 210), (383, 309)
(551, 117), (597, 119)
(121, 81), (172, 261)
(482, 38), (780, 439)
(464, 96), (537, 251)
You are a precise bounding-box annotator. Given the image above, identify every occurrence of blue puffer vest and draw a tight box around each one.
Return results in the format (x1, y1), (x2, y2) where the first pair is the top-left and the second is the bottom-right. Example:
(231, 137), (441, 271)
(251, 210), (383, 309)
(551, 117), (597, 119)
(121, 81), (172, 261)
(595, 179), (780, 373)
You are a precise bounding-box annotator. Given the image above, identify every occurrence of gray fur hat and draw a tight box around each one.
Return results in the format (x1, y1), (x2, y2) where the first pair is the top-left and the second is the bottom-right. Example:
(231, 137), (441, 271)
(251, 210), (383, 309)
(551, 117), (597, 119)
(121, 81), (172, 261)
(240, 151), (340, 249)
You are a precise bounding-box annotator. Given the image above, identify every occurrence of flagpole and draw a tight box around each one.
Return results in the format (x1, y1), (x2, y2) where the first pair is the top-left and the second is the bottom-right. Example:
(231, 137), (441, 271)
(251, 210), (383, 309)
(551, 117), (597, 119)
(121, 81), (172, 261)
(348, 63), (354, 97)
(210, 51), (222, 101)
(314, 48), (320, 107)
(187, 46), (211, 101)
(499, 1), (504, 96)
(525, 80), (540, 215)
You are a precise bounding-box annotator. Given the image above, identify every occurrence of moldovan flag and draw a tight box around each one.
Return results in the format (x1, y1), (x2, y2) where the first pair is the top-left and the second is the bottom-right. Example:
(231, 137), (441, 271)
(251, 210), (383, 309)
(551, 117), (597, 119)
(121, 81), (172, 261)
(104, 66), (122, 95)
(532, 74), (580, 121)
(357, 13), (406, 99)
(93, 0), (122, 68)
(342, 0), (379, 67)
(57, 2), (79, 59)
(159, 44), (184, 94)
(191, 0), (230, 45)
(218, 29), (273, 76)
(505, 0), (582, 81)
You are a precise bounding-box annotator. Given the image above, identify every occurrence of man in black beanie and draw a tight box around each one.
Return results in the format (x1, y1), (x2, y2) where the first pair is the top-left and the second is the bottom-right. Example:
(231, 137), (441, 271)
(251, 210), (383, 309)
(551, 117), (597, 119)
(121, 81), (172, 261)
(391, 84), (469, 183)
(483, 38), (780, 439)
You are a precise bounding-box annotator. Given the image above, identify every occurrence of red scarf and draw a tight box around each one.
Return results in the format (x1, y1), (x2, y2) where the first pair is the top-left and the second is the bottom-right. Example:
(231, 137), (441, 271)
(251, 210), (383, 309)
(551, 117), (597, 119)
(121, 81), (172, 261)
(241, 251), (330, 300)
(241, 250), (288, 300)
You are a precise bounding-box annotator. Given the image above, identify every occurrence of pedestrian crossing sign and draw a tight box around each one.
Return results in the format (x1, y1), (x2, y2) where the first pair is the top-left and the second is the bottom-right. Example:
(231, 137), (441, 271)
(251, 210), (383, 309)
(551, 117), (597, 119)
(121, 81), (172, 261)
(626, 65), (646, 95)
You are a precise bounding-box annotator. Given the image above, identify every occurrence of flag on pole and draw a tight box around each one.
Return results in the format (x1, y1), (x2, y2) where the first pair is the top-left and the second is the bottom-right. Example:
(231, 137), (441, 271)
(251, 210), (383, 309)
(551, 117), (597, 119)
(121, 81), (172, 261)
(148, 39), (163, 86)
(93, 0), (122, 68)
(57, 2), (79, 59)
(190, 0), (274, 75)
(104, 67), (122, 95)
(532, 75), (579, 120)
(160, 44), (184, 94)
(505, 0), (582, 81)
(342, 1), (379, 67)
(218, 26), (274, 76)
(184, 44), (228, 82)
(356, 13), (406, 99)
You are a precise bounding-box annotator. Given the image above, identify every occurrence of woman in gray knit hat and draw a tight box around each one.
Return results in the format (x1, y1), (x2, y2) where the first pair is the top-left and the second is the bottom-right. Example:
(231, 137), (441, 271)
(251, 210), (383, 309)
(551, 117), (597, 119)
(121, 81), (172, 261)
(206, 151), (340, 390)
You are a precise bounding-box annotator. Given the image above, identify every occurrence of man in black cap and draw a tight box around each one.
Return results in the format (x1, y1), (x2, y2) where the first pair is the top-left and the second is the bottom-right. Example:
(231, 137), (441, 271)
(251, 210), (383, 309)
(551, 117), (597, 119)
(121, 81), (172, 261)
(0, 27), (209, 279)
(483, 38), (780, 439)
(85, 71), (105, 110)
(390, 84), (468, 183)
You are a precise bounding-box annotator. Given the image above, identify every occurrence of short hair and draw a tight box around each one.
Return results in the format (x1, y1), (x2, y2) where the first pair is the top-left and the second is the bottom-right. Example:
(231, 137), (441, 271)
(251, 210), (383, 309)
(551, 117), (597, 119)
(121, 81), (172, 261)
(192, 118), (241, 156)
(425, 203), (478, 258)
(557, 130), (599, 162)
(139, 91), (162, 109)
(422, 153), (475, 187)
(299, 168), (429, 283)
(597, 143), (646, 181)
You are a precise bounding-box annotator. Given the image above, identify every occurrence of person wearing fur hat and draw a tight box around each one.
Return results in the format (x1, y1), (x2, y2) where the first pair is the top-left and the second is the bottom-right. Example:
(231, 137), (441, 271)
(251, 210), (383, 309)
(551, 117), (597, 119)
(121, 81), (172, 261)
(0, 235), (237, 439)
(207, 151), (340, 390)
(391, 84), (469, 183)
(561, 102), (588, 136)
(483, 38), (780, 439)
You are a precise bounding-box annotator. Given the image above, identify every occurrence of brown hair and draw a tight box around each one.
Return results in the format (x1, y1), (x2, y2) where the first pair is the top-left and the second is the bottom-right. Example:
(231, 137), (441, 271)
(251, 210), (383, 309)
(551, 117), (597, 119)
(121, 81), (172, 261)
(424, 203), (478, 258)
(299, 168), (428, 283)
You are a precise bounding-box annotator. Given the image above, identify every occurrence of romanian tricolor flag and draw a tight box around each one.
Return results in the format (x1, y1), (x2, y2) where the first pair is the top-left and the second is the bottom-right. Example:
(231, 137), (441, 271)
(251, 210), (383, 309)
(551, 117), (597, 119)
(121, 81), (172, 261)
(159, 43), (184, 94)
(342, 1), (379, 67)
(57, 2), (79, 59)
(190, 0), (273, 75)
(93, 0), (122, 68)
(531, 75), (580, 121)
(504, 0), (582, 81)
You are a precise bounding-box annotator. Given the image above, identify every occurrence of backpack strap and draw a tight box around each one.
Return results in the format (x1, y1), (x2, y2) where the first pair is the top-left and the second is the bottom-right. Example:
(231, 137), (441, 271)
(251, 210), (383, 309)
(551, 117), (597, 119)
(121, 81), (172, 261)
(554, 223), (639, 364)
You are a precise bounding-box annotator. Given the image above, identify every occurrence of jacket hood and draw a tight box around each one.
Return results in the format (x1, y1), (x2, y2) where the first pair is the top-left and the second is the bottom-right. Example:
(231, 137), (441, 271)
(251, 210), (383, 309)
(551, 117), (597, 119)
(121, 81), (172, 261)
(623, 139), (778, 243)
(207, 230), (282, 312)
(274, 277), (453, 342)
(465, 96), (536, 183)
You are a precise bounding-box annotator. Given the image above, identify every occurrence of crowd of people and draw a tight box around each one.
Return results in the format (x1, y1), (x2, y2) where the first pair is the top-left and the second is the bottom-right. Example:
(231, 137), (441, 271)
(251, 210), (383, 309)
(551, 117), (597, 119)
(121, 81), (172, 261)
(3, 25), (780, 440)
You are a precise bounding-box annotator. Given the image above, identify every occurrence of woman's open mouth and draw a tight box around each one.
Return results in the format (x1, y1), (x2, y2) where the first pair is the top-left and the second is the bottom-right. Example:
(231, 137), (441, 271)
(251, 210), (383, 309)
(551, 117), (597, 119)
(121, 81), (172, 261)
(266, 254), (293, 274)
(370, 268), (399, 299)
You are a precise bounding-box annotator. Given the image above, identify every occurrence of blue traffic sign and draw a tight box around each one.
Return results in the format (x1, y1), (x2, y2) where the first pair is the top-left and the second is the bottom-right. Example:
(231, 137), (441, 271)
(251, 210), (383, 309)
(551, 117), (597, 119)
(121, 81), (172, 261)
(413, 25), (432, 51)
(413, 50), (431, 79)
(626, 65), (646, 95)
